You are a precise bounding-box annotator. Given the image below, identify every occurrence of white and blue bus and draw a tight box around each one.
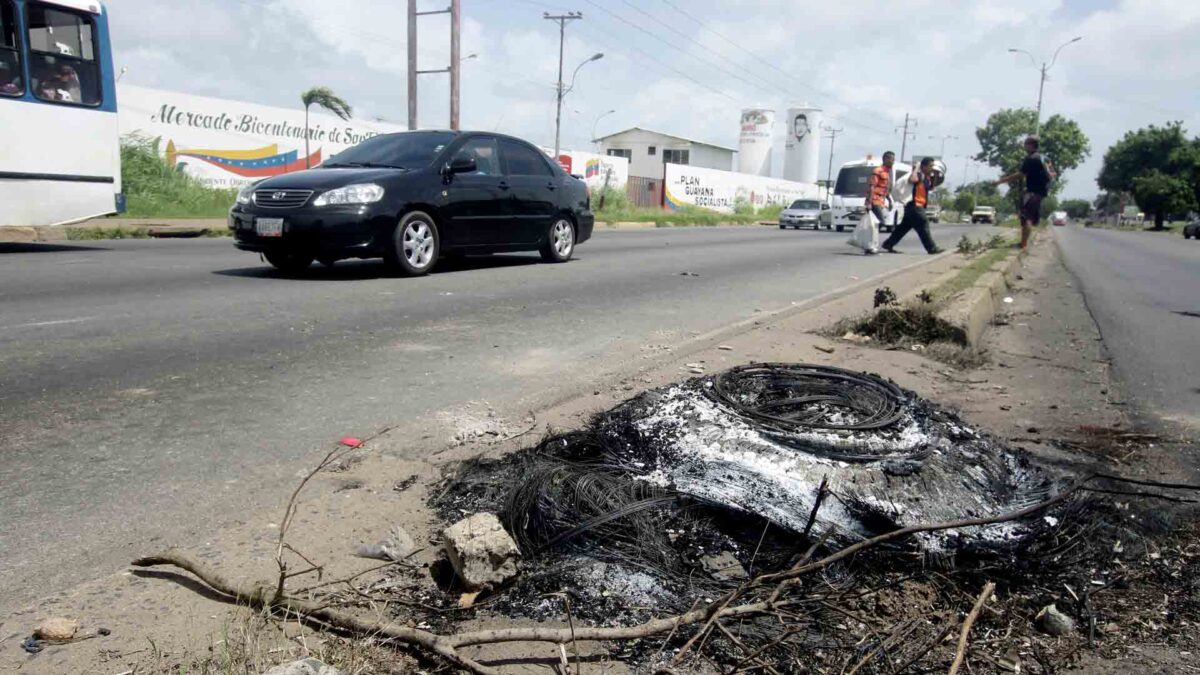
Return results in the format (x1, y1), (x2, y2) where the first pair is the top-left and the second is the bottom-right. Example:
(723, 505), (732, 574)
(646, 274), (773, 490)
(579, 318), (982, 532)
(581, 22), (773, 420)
(0, 0), (120, 228)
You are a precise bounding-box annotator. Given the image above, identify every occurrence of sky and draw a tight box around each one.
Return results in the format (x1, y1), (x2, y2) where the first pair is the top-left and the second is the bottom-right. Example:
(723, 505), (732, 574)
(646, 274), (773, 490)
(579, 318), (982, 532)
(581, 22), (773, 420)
(107, 0), (1200, 199)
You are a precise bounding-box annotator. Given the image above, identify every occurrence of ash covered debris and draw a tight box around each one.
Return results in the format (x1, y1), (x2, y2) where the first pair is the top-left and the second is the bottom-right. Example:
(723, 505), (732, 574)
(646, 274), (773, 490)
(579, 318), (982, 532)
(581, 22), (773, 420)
(435, 365), (1067, 616)
(601, 363), (1061, 553)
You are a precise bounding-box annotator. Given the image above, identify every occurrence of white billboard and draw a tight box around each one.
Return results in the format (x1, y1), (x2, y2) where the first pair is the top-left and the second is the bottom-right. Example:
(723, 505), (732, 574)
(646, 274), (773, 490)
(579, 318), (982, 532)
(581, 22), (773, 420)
(663, 164), (819, 214)
(543, 148), (629, 191)
(117, 84), (408, 189)
(737, 108), (774, 177)
(783, 106), (821, 184)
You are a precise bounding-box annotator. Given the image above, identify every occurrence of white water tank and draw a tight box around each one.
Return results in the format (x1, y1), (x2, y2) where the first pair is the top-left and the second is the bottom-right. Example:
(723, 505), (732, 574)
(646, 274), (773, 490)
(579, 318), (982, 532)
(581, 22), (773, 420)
(737, 108), (774, 176)
(783, 106), (821, 184)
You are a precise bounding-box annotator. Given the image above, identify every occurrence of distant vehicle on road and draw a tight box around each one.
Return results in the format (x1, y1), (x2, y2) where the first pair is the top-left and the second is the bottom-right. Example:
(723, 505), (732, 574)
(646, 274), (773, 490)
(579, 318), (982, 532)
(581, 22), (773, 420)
(778, 198), (824, 230)
(960, 213), (971, 223)
(1184, 221), (1200, 240)
(927, 205), (942, 223)
(972, 206), (997, 224)
(1, 0), (122, 228)
(1051, 210), (1068, 226)
(828, 157), (914, 233)
(230, 131), (595, 275)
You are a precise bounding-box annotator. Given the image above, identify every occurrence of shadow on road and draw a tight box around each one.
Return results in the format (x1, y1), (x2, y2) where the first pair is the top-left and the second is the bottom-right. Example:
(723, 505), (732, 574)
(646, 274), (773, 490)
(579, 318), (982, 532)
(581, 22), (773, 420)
(212, 253), (545, 281)
(0, 243), (109, 254)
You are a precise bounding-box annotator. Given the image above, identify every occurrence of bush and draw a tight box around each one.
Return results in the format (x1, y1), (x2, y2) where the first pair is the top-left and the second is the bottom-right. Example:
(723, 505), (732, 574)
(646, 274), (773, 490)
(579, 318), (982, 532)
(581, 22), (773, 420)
(120, 133), (239, 218)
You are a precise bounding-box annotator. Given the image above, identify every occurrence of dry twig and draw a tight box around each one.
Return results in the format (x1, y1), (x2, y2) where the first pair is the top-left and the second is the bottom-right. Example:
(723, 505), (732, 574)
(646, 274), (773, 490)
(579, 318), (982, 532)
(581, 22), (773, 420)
(948, 581), (995, 675)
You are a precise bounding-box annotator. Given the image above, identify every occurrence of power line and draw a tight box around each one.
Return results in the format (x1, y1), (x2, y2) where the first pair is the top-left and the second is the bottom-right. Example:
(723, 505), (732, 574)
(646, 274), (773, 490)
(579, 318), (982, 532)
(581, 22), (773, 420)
(657, 0), (889, 136)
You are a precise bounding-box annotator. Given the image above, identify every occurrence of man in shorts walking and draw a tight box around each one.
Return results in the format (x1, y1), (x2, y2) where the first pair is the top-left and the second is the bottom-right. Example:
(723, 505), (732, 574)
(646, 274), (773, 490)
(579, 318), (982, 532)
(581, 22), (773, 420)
(997, 135), (1056, 251)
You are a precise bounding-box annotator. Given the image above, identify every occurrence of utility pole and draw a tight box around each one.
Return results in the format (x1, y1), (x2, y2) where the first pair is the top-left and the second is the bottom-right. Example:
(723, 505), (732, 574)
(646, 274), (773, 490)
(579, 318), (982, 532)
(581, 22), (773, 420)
(407, 0), (462, 130)
(545, 11), (583, 159)
(407, 0), (417, 130)
(450, 0), (460, 130)
(896, 113), (917, 163)
(1008, 37), (1082, 136)
(822, 125), (843, 200)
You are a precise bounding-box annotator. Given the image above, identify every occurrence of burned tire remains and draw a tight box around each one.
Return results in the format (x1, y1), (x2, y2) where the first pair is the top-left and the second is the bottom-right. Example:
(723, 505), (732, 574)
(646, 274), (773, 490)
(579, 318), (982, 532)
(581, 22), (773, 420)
(437, 365), (1065, 617)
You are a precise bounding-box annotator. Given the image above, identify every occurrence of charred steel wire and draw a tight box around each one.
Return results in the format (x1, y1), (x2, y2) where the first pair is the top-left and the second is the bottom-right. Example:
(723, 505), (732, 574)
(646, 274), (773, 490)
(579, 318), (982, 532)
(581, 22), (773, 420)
(707, 364), (907, 431)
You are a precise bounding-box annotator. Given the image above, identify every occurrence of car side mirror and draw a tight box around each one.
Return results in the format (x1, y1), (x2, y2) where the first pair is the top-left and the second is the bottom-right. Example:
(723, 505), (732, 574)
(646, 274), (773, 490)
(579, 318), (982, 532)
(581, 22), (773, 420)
(445, 157), (477, 175)
(821, 203), (830, 210)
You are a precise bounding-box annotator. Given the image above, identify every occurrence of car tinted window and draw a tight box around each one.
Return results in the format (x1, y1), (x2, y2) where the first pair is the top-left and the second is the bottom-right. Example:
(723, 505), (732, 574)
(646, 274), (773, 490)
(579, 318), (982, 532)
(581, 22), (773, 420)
(790, 200), (820, 209)
(500, 139), (553, 177)
(452, 136), (501, 176)
(834, 166), (874, 196)
(326, 131), (456, 168)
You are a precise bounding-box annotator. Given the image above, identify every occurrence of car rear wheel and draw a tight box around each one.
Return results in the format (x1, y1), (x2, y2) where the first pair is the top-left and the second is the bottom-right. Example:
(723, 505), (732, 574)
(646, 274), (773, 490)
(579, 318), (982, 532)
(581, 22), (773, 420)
(386, 211), (439, 276)
(540, 217), (575, 263)
(264, 250), (314, 273)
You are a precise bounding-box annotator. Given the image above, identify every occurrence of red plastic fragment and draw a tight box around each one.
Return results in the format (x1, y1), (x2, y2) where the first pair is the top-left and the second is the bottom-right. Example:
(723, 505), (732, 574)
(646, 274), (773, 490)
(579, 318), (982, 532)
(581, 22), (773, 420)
(340, 436), (364, 448)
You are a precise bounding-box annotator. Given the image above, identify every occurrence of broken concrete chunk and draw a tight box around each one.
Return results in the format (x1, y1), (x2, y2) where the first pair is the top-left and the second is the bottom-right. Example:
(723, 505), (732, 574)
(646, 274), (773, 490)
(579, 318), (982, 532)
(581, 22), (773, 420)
(443, 512), (521, 592)
(355, 525), (416, 562)
(1035, 604), (1075, 636)
(263, 658), (344, 675)
(700, 551), (748, 581)
(33, 617), (79, 641)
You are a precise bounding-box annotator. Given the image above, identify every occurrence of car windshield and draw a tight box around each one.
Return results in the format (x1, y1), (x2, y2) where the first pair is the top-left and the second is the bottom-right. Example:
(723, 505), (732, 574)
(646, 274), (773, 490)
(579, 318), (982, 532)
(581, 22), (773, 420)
(789, 200), (820, 210)
(324, 131), (455, 169)
(834, 166), (875, 196)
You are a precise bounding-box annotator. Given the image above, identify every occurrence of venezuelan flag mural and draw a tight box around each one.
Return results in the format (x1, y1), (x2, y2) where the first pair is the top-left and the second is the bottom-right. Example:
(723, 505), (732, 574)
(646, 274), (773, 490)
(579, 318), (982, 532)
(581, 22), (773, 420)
(584, 158), (602, 179)
(165, 140), (321, 178)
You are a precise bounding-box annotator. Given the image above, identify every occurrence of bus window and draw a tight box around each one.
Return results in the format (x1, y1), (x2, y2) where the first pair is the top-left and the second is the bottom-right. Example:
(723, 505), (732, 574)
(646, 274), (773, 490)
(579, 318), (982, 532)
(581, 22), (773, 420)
(26, 3), (100, 106)
(0, 0), (21, 96)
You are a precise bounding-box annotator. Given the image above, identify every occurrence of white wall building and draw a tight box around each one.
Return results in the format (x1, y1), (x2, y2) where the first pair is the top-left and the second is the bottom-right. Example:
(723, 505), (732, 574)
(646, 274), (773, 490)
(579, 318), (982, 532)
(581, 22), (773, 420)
(595, 127), (736, 180)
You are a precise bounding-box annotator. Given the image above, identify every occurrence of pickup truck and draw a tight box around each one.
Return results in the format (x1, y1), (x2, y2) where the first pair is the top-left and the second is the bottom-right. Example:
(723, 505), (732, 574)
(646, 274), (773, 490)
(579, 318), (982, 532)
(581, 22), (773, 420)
(926, 205), (942, 223)
(971, 206), (997, 224)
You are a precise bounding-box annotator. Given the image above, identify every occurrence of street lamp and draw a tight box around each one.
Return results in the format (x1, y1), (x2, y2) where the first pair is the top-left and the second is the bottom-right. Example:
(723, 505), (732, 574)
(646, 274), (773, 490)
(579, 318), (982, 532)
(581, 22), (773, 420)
(554, 52), (603, 158)
(592, 108), (616, 147)
(928, 134), (958, 158)
(1008, 36), (1082, 135)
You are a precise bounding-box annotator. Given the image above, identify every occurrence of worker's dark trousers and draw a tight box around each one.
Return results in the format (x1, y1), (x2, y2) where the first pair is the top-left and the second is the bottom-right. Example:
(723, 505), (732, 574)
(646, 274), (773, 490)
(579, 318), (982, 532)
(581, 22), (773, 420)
(883, 203), (937, 253)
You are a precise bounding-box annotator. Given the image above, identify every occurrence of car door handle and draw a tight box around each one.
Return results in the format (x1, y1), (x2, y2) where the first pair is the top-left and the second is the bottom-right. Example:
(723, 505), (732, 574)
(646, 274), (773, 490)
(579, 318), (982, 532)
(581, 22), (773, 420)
(545, 182), (557, 191)
(498, 181), (510, 191)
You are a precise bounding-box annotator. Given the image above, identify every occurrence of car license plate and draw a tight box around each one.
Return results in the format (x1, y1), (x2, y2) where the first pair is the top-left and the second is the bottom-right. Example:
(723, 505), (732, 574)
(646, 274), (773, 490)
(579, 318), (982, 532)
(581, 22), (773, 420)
(255, 218), (284, 237)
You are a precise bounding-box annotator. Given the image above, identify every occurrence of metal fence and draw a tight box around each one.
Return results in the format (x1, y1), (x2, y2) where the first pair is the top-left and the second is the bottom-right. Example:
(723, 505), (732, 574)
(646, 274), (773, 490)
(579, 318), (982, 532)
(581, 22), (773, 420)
(626, 176), (662, 209)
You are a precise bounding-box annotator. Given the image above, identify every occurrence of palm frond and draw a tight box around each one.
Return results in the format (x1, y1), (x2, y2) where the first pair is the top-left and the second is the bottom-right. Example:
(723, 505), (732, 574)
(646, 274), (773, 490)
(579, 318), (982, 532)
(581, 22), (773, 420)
(301, 86), (353, 120)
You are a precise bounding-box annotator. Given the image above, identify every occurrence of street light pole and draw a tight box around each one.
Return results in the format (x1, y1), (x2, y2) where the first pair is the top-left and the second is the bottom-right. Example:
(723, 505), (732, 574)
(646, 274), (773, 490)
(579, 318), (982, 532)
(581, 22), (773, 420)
(1008, 37), (1082, 135)
(929, 134), (958, 158)
(823, 125), (843, 200)
(592, 109), (615, 147)
(545, 11), (583, 159)
(552, 52), (603, 158)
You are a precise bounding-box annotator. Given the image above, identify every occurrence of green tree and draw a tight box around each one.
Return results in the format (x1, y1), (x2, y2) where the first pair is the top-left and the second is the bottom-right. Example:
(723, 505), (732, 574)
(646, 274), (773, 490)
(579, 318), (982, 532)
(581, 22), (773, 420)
(956, 181), (998, 197)
(953, 191), (976, 215)
(1131, 171), (1194, 228)
(1097, 123), (1197, 229)
(1061, 198), (1091, 219)
(301, 87), (353, 169)
(975, 108), (1090, 204)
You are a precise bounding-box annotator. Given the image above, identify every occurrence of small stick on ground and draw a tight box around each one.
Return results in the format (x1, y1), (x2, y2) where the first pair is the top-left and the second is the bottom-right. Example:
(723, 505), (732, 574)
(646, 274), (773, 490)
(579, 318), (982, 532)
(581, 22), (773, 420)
(948, 581), (996, 675)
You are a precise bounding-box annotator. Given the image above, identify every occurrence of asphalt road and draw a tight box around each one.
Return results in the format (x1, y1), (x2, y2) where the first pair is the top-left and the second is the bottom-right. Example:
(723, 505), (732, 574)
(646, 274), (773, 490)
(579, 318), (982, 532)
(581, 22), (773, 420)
(1055, 225), (1200, 432)
(0, 223), (992, 611)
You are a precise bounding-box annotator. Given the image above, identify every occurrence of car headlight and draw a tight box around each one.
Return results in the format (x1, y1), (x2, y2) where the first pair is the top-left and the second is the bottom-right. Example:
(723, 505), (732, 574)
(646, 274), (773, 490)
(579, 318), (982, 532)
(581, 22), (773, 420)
(313, 183), (385, 207)
(236, 184), (255, 205)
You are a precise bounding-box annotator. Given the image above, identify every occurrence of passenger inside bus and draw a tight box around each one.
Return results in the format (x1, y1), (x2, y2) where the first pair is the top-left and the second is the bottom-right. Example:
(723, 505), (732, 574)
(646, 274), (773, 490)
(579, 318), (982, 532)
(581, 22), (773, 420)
(0, 60), (19, 96)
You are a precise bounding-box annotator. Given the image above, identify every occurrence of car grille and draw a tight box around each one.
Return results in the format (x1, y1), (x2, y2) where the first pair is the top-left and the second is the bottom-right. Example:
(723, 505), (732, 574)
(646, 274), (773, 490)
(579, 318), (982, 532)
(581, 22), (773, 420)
(254, 189), (313, 209)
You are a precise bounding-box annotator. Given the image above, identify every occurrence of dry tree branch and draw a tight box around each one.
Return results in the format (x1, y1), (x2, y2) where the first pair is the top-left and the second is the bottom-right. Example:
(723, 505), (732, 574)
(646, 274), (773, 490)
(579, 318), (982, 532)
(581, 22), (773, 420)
(948, 581), (995, 675)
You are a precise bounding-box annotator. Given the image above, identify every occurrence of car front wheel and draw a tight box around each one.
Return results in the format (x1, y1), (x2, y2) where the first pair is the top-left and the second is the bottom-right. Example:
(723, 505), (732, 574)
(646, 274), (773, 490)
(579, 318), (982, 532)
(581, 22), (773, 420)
(540, 217), (575, 263)
(264, 250), (314, 273)
(387, 211), (439, 276)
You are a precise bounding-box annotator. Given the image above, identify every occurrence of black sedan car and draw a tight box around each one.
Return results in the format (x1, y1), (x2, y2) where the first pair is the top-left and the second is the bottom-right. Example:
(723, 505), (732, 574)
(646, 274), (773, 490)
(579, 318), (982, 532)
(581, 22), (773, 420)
(229, 130), (594, 275)
(1184, 221), (1200, 240)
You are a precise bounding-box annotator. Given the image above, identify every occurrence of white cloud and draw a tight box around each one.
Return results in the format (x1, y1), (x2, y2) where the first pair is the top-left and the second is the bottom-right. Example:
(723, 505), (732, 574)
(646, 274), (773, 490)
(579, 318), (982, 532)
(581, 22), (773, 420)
(106, 0), (1200, 198)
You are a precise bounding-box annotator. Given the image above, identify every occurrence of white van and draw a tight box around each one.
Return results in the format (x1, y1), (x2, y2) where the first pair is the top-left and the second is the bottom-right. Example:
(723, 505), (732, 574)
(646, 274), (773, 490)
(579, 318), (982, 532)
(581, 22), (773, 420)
(828, 157), (914, 233)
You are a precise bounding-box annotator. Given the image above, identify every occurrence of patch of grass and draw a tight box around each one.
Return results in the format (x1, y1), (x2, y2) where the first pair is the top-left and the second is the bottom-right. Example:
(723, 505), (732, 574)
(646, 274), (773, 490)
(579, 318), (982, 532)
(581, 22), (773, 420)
(121, 133), (239, 218)
(933, 244), (1014, 302)
(66, 226), (149, 240)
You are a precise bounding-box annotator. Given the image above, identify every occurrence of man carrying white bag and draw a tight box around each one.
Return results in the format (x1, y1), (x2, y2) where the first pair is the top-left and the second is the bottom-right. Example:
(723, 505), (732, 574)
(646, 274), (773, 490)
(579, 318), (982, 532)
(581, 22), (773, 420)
(847, 150), (899, 255)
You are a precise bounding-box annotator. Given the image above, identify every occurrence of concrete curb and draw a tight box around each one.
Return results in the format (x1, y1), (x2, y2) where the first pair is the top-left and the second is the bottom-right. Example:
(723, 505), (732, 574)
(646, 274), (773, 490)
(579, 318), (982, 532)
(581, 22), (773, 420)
(938, 243), (1028, 347)
(0, 219), (227, 243)
(598, 221), (760, 229)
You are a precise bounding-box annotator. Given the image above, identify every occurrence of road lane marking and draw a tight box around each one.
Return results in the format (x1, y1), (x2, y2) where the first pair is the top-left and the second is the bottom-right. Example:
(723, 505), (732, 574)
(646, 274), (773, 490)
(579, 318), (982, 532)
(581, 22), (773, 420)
(6, 316), (96, 329)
